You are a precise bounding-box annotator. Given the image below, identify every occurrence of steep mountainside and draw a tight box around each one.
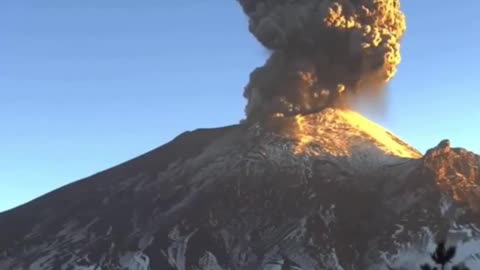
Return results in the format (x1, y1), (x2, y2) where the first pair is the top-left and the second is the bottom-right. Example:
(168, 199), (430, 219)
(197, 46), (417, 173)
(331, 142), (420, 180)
(0, 109), (479, 270)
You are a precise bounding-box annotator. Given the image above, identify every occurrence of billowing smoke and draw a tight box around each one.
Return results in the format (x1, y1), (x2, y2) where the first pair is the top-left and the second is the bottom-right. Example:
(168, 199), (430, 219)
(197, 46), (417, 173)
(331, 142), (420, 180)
(238, 0), (406, 120)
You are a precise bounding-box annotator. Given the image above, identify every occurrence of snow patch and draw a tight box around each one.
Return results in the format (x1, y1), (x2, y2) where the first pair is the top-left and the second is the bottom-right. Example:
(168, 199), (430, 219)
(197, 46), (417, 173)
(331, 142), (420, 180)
(119, 251), (151, 270)
(167, 226), (198, 270)
(197, 251), (223, 270)
(318, 205), (336, 227)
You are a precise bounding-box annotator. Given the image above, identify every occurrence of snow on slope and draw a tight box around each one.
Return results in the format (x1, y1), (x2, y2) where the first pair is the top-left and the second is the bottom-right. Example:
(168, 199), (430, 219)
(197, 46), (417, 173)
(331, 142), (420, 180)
(0, 109), (479, 270)
(282, 108), (421, 159)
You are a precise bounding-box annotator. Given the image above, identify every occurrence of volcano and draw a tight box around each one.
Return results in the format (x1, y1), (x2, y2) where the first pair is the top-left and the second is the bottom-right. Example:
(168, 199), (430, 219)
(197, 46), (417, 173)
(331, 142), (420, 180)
(1, 109), (479, 270)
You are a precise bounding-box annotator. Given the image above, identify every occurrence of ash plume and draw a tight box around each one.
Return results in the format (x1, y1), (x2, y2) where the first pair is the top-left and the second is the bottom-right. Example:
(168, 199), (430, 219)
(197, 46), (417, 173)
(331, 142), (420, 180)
(238, 0), (406, 120)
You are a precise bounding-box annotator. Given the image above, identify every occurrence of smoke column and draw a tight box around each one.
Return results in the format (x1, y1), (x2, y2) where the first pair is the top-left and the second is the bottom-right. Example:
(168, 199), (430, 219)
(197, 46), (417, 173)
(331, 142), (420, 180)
(238, 0), (406, 120)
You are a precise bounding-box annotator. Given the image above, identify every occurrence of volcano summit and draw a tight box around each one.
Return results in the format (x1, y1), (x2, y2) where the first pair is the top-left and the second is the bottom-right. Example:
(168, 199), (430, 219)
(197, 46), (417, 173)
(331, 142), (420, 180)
(1, 109), (480, 269)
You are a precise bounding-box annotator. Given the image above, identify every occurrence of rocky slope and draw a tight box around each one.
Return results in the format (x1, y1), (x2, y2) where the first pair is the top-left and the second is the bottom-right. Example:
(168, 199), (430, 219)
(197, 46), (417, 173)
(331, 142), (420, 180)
(0, 109), (479, 270)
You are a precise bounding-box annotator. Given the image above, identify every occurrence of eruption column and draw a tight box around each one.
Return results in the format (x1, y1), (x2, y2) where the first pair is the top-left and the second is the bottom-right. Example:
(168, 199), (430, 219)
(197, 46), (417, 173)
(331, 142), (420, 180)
(238, 0), (406, 120)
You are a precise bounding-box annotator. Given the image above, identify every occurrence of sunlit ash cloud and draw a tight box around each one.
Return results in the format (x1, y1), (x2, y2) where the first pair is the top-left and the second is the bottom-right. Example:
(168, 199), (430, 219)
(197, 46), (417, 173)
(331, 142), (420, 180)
(238, 0), (406, 120)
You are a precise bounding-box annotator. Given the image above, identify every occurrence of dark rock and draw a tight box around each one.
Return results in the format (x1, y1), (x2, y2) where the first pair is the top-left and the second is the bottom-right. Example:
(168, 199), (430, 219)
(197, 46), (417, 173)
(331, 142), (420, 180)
(0, 109), (479, 270)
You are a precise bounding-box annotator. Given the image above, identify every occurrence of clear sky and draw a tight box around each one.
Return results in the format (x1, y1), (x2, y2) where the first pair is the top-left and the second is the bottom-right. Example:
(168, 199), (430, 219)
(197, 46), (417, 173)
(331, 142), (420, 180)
(1, 0), (479, 212)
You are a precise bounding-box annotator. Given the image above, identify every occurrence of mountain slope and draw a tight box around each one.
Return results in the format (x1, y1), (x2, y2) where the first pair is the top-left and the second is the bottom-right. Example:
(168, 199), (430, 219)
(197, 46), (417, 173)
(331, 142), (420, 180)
(0, 109), (479, 270)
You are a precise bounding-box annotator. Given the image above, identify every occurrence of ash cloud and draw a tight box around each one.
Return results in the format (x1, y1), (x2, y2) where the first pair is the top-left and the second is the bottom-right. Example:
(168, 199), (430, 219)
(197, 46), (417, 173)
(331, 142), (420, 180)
(238, 0), (406, 120)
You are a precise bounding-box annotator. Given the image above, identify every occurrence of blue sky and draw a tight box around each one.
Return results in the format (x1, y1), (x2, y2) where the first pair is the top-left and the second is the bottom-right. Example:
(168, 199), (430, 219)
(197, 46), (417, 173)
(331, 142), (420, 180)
(0, 0), (479, 212)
